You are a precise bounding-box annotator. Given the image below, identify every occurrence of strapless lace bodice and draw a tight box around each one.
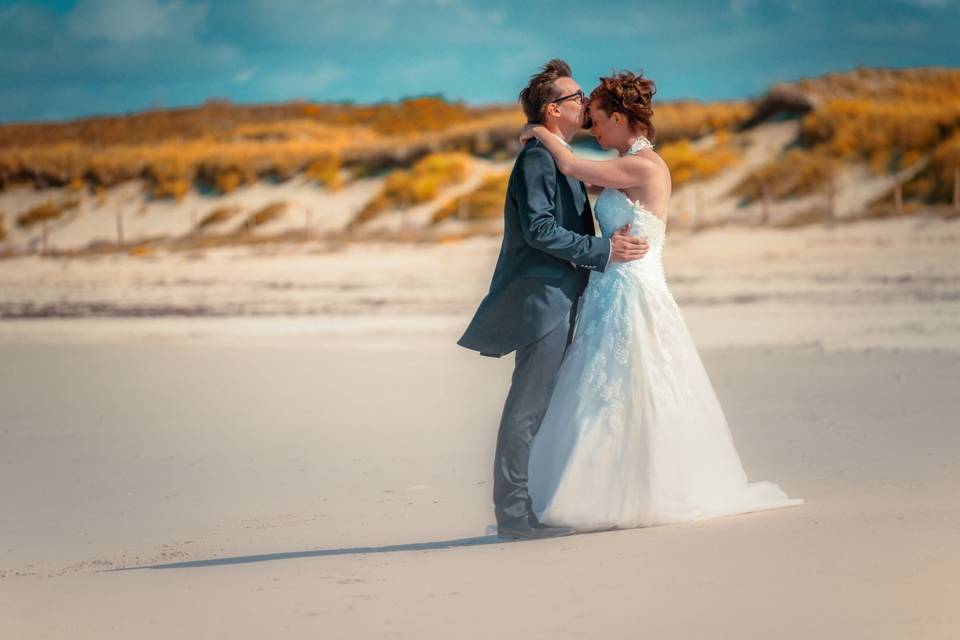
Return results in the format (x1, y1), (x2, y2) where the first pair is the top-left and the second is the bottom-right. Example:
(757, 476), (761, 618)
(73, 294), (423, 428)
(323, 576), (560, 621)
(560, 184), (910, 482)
(595, 187), (667, 288)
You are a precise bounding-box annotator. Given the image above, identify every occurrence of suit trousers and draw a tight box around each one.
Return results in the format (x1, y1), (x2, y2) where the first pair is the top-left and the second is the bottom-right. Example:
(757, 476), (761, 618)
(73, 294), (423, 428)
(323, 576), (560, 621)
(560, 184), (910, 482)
(493, 296), (579, 527)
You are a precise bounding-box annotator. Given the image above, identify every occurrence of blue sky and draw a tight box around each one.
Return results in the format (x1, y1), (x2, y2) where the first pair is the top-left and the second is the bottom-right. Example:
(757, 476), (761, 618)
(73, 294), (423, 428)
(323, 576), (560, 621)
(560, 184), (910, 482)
(1, 0), (959, 123)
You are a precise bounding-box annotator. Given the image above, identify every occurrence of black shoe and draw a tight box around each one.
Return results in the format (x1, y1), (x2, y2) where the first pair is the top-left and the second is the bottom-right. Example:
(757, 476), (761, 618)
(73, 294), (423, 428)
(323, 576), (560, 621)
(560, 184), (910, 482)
(497, 522), (576, 540)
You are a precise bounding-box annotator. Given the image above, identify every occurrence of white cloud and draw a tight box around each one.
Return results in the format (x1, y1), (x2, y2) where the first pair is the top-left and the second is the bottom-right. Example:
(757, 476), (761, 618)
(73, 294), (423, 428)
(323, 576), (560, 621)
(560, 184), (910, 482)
(848, 19), (928, 39)
(256, 64), (347, 100)
(729, 0), (754, 16)
(234, 68), (257, 84)
(905, 0), (959, 6)
(392, 56), (464, 86)
(214, 0), (520, 47)
(0, 0), (238, 83)
(67, 0), (209, 44)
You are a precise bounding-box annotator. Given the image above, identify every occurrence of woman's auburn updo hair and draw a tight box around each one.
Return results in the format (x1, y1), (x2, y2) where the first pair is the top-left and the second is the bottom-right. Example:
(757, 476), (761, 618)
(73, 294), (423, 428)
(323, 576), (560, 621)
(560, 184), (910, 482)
(589, 69), (657, 141)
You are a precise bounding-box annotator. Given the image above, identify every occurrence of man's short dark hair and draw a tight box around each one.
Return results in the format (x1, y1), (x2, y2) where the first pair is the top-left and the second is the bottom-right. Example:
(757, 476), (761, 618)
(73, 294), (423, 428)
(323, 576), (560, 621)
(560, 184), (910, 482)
(518, 59), (572, 124)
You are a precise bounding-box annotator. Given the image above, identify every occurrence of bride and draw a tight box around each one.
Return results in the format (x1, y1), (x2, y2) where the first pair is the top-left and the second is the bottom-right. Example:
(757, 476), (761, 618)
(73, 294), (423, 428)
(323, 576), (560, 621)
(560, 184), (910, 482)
(520, 70), (803, 532)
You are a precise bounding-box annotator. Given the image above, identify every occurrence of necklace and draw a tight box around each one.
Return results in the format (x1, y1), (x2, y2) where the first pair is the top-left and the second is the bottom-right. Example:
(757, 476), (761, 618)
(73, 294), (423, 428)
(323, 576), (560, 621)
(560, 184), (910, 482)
(622, 136), (654, 156)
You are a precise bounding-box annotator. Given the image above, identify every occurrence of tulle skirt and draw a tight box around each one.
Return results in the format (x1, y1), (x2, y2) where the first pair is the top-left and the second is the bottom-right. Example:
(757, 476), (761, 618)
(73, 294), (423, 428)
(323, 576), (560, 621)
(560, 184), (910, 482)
(528, 268), (803, 531)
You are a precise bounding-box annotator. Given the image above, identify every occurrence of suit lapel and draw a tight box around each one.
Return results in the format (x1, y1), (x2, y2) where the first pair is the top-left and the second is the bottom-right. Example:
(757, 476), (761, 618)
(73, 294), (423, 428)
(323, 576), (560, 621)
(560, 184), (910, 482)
(565, 174), (586, 216)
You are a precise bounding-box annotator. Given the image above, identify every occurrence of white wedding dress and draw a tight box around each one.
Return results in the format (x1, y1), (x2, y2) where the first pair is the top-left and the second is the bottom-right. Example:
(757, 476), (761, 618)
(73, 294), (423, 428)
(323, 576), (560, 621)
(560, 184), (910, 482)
(528, 137), (803, 532)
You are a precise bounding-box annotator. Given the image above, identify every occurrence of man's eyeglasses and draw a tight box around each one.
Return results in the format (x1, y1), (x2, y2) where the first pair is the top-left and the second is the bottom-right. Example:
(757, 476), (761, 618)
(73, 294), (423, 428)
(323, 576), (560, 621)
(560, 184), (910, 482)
(552, 89), (585, 105)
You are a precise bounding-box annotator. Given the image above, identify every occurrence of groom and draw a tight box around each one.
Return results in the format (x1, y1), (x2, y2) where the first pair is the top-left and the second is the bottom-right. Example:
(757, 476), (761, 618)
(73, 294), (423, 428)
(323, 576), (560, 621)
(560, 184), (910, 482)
(458, 59), (649, 540)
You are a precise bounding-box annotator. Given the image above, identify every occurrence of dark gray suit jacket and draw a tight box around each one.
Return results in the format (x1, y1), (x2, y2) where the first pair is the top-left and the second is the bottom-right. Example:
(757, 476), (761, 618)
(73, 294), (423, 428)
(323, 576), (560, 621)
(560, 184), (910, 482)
(457, 138), (612, 357)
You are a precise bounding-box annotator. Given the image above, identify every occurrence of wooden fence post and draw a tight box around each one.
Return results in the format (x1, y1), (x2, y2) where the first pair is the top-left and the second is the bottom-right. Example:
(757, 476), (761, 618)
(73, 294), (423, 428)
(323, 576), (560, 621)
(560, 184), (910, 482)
(693, 188), (703, 229)
(893, 176), (903, 215)
(760, 180), (771, 225)
(115, 209), (124, 247)
(953, 166), (959, 214)
(826, 172), (836, 221)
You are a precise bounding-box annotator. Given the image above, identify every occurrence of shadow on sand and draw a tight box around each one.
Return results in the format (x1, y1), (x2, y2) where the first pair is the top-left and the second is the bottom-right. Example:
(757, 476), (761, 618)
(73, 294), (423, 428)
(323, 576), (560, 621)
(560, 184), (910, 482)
(107, 534), (508, 571)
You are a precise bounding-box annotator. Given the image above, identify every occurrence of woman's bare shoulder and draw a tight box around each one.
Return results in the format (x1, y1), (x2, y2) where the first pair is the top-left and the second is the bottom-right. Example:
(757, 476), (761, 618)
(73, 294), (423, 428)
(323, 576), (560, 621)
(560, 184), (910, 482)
(643, 149), (672, 187)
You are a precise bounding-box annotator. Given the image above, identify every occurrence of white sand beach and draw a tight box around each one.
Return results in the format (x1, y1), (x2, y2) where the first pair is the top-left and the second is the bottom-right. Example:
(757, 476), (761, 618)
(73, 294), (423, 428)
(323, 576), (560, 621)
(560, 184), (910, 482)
(2, 214), (959, 639)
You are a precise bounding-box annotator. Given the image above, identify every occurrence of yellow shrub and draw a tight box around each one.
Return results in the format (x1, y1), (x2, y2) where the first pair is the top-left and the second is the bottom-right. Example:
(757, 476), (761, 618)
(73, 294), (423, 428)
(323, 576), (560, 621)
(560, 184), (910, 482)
(659, 137), (740, 188)
(16, 200), (73, 228)
(198, 205), (240, 229)
(152, 177), (190, 200)
(913, 131), (960, 202)
(319, 96), (475, 136)
(127, 245), (154, 257)
(653, 101), (752, 142)
(353, 152), (471, 226)
(305, 153), (342, 190)
(0, 97), (507, 194)
(795, 71), (960, 199)
(802, 98), (951, 161)
(214, 169), (248, 194)
(432, 172), (509, 224)
(735, 148), (841, 201)
(245, 201), (288, 228)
